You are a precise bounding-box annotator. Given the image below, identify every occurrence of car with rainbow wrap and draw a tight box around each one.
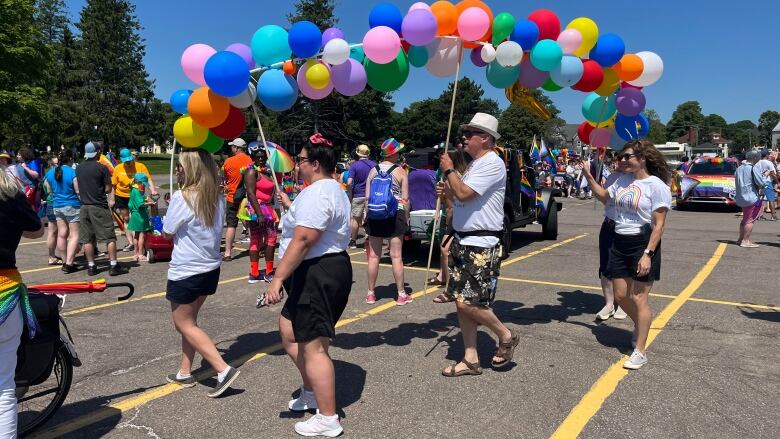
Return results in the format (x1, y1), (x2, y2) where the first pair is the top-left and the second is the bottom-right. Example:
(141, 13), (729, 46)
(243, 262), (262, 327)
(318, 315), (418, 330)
(675, 157), (739, 208)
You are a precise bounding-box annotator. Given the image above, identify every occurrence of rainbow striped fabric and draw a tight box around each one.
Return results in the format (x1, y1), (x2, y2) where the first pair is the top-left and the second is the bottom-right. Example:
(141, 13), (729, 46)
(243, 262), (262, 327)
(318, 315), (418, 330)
(688, 175), (736, 198)
(536, 191), (546, 216)
(520, 171), (535, 198)
(0, 269), (38, 338)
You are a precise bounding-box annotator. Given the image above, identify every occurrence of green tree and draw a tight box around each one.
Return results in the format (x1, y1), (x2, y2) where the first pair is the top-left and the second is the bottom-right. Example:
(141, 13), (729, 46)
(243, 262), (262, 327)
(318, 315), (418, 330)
(700, 113), (727, 143)
(34, 0), (68, 45)
(757, 110), (780, 146)
(498, 90), (563, 150)
(644, 108), (666, 144)
(286, 0), (336, 28)
(666, 101), (704, 142)
(724, 120), (757, 152)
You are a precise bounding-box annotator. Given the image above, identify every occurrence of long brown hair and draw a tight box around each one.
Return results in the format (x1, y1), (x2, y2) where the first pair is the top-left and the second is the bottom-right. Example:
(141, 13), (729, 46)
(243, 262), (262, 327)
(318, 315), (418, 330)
(623, 140), (670, 184)
(178, 149), (221, 227)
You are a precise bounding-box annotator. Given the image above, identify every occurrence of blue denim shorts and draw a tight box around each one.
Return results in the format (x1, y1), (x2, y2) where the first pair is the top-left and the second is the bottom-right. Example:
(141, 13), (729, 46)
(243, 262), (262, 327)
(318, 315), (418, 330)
(54, 205), (81, 223)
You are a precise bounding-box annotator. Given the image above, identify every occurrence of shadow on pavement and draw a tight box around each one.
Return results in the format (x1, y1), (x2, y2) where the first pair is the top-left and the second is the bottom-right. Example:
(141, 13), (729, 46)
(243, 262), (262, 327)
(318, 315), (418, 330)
(278, 359), (366, 419)
(739, 307), (780, 323)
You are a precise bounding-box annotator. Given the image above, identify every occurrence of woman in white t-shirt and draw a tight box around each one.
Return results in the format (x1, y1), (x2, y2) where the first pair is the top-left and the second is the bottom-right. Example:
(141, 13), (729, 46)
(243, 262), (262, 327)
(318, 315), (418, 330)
(582, 140), (672, 371)
(267, 134), (352, 438)
(162, 149), (239, 397)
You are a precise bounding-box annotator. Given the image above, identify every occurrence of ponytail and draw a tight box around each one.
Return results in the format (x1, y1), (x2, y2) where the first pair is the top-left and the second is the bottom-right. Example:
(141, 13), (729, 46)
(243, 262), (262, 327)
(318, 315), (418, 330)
(54, 149), (73, 183)
(54, 162), (63, 182)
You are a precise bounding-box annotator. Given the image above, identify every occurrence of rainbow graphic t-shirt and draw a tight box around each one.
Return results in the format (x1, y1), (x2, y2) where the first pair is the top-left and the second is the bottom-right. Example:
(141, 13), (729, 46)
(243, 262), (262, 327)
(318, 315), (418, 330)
(607, 174), (672, 236)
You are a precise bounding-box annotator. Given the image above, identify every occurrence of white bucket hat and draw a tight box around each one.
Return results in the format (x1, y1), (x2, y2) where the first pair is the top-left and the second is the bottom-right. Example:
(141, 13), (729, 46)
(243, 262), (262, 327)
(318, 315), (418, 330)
(460, 112), (501, 140)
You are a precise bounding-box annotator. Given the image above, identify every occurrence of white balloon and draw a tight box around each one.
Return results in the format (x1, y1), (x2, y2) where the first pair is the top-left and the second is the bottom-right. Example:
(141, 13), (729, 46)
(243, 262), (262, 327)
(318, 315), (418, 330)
(480, 44), (496, 63)
(426, 38), (462, 77)
(495, 41), (523, 67)
(628, 51), (663, 87)
(228, 82), (257, 109)
(322, 38), (351, 65)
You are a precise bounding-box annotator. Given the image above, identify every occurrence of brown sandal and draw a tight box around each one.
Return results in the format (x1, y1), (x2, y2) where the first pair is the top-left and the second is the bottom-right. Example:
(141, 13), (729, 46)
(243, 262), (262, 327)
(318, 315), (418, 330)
(432, 293), (453, 303)
(427, 276), (446, 287)
(491, 330), (519, 369)
(441, 359), (482, 377)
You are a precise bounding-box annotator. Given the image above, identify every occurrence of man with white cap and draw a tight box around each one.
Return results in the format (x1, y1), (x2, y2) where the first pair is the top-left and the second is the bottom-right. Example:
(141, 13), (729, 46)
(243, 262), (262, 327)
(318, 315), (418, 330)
(222, 138), (253, 260)
(346, 144), (376, 248)
(437, 112), (518, 377)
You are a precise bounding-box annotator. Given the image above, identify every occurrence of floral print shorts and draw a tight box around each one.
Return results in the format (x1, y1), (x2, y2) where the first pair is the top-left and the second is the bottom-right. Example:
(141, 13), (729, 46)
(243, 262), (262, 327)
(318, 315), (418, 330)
(445, 239), (502, 307)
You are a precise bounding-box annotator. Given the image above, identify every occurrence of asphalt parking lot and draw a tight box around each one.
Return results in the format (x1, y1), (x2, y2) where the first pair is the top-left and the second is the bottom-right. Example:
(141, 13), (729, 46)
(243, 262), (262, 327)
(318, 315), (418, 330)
(15, 197), (779, 438)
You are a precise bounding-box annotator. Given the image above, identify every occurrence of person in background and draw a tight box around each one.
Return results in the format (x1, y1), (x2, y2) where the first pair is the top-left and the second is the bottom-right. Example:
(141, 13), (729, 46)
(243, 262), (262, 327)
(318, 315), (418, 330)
(0, 152), (18, 181)
(44, 150), (81, 274)
(756, 149), (777, 220)
(677, 156), (690, 174)
(222, 138), (253, 261)
(15, 147), (42, 211)
(43, 155), (62, 266)
(94, 142), (115, 176)
(336, 163), (349, 196)
(112, 148), (156, 252)
(734, 150), (764, 248)
(163, 149), (240, 398)
(0, 164), (43, 438)
(128, 173), (153, 262)
(346, 144), (376, 249)
(564, 159), (577, 198)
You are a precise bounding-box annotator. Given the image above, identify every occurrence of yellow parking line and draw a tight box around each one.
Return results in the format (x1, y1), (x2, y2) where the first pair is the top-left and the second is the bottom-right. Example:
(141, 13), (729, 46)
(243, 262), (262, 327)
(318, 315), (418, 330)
(549, 243), (727, 439)
(18, 240), (46, 246)
(20, 255), (137, 275)
(502, 234), (588, 266)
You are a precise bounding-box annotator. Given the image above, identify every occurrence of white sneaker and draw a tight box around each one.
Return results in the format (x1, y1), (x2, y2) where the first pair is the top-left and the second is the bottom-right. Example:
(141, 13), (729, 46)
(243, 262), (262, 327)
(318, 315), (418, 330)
(623, 349), (648, 370)
(294, 412), (343, 437)
(288, 387), (318, 412)
(613, 306), (627, 320)
(596, 304), (615, 320)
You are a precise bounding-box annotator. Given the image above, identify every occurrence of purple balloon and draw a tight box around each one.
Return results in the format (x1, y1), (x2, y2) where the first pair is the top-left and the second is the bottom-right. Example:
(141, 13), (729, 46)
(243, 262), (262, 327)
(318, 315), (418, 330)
(401, 9), (437, 46)
(615, 87), (646, 117)
(322, 27), (346, 47)
(470, 48), (487, 67)
(331, 58), (367, 96)
(297, 62), (333, 100)
(226, 43), (255, 69)
(519, 56), (548, 88)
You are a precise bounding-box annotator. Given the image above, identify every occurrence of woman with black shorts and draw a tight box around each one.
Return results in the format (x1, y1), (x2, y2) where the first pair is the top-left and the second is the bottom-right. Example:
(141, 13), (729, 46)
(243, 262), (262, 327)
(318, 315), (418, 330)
(582, 140), (671, 370)
(267, 133), (352, 437)
(162, 149), (239, 397)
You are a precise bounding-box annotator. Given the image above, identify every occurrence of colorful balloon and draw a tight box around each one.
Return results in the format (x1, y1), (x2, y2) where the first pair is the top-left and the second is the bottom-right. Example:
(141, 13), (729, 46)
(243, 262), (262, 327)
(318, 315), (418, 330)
(492, 12), (515, 46)
(615, 113), (649, 141)
(305, 62), (331, 89)
(251, 25), (291, 67)
(582, 93), (616, 122)
(470, 47), (486, 67)
(408, 45), (430, 67)
(426, 37), (461, 77)
(589, 127), (611, 147)
(529, 39), (562, 72)
(322, 38), (351, 65)
(402, 8), (438, 46)
(550, 55), (583, 86)
(595, 67), (620, 97)
(363, 26), (401, 64)
(364, 51), (410, 92)
(200, 131), (224, 154)
(518, 56), (548, 88)
(485, 61), (520, 88)
(457, 7), (490, 41)
(369, 2), (404, 34)
(510, 19), (539, 50)
(288, 21), (322, 59)
(211, 106), (245, 139)
(528, 9), (560, 41)
(628, 51), (663, 87)
(556, 29), (582, 54)
(173, 115), (209, 148)
(181, 44), (216, 86)
(495, 41), (523, 67)
(454, 0), (493, 48)
(409, 2), (432, 13)
(542, 77), (563, 91)
(257, 70), (298, 111)
(480, 44), (496, 63)
(298, 61), (333, 99)
(331, 58), (368, 96)
(431, 1), (458, 36)
(566, 17), (598, 58)
(572, 59), (603, 92)
(614, 54), (643, 82)
(615, 87), (646, 116)
(204, 51), (250, 97)
(227, 83), (257, 109)
(187, 87), (230, 128)
(350, 46), (366, 62)
(225, 43), (255, 69)
(321, 27), (345, 47)
(577, 121), (594, 144)
(589, 34), (625, 67)
(170, 89), (192, 114)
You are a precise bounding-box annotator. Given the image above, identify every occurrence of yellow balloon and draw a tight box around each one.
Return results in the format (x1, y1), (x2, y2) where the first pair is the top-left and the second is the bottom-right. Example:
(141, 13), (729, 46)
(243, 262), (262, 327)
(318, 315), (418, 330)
(587, 114), (616, 129)
(595, 68), (620, 97)
(306, 62), (331, 90)
(173, 115), (208, 148)
(567, 17), (599, 58)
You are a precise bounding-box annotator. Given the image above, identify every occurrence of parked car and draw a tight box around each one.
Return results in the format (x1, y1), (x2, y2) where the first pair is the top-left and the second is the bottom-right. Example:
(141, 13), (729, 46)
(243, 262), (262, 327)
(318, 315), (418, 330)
(676, 157), (738, 208)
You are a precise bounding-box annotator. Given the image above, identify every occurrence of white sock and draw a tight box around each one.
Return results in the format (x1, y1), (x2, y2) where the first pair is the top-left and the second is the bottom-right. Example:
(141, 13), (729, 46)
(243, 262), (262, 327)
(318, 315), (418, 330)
(398, 291), (407, 297)
(110, 260), (117, 267)
(88, 262), (95, 267)
(176, 371), (191, 380)
(217, 366), (231, 382)
(319, 413), (338, 422)
(367, 290), (374, 296)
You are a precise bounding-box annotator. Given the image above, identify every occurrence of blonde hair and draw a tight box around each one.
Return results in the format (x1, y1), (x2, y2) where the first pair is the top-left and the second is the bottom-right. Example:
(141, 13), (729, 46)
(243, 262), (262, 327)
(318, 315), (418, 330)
(178, 149), (221, 227)
(0, 167), (22, 201)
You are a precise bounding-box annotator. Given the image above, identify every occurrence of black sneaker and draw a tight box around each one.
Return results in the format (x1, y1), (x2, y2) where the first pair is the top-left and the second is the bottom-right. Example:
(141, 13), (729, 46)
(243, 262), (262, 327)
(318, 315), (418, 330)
(87, 266), (98, 276)
(348, 240), (357, 249)
(166, 373), (196, 388)
(207, 367), (240, 398)
(109, 264), (129, 276)
(61, 263), (79, 274)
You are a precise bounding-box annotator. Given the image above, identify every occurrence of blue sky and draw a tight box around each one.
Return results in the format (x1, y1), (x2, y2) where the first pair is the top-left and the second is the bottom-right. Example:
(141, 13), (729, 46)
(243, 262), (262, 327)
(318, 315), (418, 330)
(64, 0), (779, 125)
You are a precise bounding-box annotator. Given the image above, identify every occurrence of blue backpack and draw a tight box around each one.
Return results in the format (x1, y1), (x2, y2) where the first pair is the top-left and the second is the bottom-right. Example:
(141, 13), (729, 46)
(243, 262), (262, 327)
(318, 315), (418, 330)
(367, 165), (398, 220)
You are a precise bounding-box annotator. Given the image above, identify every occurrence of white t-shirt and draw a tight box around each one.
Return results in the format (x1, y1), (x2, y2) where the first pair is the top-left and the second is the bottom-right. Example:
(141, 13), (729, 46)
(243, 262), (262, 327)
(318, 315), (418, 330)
(607, 174), (672, 236)
(279, 178), (351, 260)
(452, 151), (506, 248)
(603, 172), (623, 220)
(755, 159), (775, 184)
(163, 191), (225, 281)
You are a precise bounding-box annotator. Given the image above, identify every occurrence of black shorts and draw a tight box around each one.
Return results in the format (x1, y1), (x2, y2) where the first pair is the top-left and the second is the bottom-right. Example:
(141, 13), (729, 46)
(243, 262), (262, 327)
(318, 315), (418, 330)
(166, 267), (221, 305)
(366, 211), (408, 238)
(225, 200), (241, 228)
(598, 219), (616, 279)
(281, 252), (352, 342)
(114, 195), (129, 210)
(607, 233), (661, 283)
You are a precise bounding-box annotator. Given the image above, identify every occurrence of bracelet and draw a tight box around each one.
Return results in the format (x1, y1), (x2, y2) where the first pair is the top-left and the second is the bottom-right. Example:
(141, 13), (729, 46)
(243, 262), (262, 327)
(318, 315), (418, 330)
(443, 168), (455, 179)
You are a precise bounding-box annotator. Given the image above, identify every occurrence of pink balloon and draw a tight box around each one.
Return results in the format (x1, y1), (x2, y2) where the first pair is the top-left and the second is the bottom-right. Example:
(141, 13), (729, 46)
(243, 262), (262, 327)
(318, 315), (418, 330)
(297, 62), (333, 100)
(181, 44), (216, 86)
(409, 2), (431, 13)
(590, 127), (612, 147)
(556, 29), (582, 55)
(363, 26), (401, 64)
(457, 7), (490, 42)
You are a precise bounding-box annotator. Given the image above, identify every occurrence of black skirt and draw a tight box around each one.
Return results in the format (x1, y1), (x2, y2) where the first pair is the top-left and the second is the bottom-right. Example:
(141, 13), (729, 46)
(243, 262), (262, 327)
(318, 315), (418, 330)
(598, 219), (616, 279)
(607, 230), (661, 283)
(166, 267), (220, 305)
(281, 251), (352, 342)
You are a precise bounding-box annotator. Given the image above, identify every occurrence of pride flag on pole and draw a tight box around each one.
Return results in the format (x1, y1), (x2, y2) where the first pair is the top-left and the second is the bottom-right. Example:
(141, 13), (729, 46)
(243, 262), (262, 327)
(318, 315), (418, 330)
(530, 135), (541, 162)
(520, 170), (535, 198)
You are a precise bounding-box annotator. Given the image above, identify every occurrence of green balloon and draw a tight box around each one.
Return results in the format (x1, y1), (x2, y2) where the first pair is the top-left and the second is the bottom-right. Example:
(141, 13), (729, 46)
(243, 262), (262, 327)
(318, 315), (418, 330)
(364, 52), (410, 92)
(408, 46), (429, 68)
(492, 12), (516, 46)
(200, 131), (224, 154)
(542, 77), (563, 92)
(486, 61), (520, 89)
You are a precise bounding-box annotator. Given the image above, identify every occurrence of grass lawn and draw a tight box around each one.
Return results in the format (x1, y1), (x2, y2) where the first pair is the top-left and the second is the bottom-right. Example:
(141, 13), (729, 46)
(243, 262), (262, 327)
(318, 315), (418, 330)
(139, 154), (175, 175)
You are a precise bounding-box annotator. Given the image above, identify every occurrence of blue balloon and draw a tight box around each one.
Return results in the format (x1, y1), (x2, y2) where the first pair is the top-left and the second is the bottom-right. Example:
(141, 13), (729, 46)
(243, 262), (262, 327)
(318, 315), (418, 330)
(486, 61), (520, 89)
(550, 55), (583, 87)
(350, 46), (366, 62)
(169, 89), (192, 114)
(369, 2), (403, 34)
(257, 69), (298, 112)
(530, 39), (563, 72)
(204, 51), (250, 97)
(510, 19), (539, 50)
(288, 21), (322, 59)
(251, 25), (291, 66)
(589, 34), (625, 67)
(615, 113), (650, 141)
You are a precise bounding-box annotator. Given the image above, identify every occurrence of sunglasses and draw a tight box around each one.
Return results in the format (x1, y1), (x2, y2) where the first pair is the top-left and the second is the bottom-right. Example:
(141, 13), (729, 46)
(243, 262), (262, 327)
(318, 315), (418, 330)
(462, 130), (486, 138)
(616, 153), (638, 162)
(296, 155), (311, 165)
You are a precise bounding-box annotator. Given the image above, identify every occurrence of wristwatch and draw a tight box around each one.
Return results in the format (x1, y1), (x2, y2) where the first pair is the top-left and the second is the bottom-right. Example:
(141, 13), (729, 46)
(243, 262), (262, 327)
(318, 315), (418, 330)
(443, 168), (456, 179)
(643, 249), (655, 257)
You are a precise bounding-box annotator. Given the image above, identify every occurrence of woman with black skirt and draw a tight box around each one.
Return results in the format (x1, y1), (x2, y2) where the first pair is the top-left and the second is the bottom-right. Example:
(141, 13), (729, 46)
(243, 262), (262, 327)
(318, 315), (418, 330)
(266, 133), (352, 437)
(581, 140), (671, 370)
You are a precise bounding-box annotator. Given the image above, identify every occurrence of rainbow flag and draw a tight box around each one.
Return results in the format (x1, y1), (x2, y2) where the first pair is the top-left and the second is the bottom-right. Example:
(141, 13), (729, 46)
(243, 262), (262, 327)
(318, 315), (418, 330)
(536, 191), (546, 216)
(530, 135), (541, 162)
(0, 269), (38, 338)
(541, 139), (557, 175)
(520, 170), (534, 198)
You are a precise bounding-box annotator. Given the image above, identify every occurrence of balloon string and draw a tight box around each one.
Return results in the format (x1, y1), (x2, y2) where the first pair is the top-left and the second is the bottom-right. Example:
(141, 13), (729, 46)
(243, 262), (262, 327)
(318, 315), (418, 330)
(250, 102), (287, 214)
(423, 37), (463, 296)
(169, 139), (177, 193)
(591, 94), (612, 208)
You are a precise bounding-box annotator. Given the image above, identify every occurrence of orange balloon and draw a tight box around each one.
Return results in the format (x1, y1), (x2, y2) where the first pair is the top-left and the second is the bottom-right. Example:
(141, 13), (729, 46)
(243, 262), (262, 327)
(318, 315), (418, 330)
(283, 60), (296, 75)
(431, 1), (458, 36)
(187, 87), (230, 128)
(615, 54), (643, 82)
(455, 0), (493, 48)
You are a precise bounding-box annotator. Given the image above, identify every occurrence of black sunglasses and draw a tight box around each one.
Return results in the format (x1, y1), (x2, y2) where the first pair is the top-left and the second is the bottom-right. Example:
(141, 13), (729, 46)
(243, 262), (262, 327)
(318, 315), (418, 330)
(616, 153), (639, 162)
(462, 130), (486, 138)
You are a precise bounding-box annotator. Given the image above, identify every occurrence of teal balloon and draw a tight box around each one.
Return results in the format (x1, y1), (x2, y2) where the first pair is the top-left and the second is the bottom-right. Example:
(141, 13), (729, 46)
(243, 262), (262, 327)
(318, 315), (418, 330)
(408, 46), (429, 68)
(364, 52), (409, 92)
(350, 46), (365, 62)
(251, 25), (291, 66)
(485, 61), (520, 89)
(582, 93), (617, 122)
(530, 39), (563, 72)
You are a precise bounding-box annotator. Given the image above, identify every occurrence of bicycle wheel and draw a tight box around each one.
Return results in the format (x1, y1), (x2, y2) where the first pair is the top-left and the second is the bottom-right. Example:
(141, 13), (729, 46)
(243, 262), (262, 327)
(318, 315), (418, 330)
(17, 345), (73, 437)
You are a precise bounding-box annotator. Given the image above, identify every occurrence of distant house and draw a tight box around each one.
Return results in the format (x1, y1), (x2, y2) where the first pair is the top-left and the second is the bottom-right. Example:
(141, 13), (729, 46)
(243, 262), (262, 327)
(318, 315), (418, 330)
(773, 121), (780, 148)
(560, 124), (584, 153)
(709, 132), (733, 155)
